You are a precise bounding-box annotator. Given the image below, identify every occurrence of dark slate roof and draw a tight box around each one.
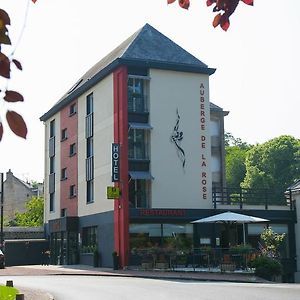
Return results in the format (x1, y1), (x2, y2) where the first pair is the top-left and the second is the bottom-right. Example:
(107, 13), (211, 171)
(40, 24), (216, 121)
(287, 180), (300, 192)
(210, 102), (229, 116)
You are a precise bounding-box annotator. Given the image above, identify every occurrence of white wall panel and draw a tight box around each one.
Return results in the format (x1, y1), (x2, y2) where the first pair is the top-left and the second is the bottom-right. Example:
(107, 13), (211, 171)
(149, 69), (212, 209)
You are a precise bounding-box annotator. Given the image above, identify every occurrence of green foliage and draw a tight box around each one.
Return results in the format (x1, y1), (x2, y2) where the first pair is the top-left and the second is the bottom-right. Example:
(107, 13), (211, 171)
(229, 244), (253, 254)
(225, 146), (248, 187)
(242, 135), (300, 192)
(225, 132), (252, 150)
(0, 285), (19, 300)
(250, 255), (282, 280)
(81, 245), (97, 254)
(225, 132), (252, 188)
(260, 227), (286, 258)
(225, 134), (300, 196)
(14, 196), (44, 227)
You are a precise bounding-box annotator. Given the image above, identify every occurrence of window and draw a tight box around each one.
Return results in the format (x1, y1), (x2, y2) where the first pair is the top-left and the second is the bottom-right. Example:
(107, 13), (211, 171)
(129, 223), (193, 250)
(61, 128), (68, 141)
(86, 137), (93, 158)
(128, 129), (148, 159)
(69, 143), (76, 156)
(86, 93), (94, 115)
(61, 208), (67, 217)
(87, 180), (94, 203)
(50, 119), (55, 138)
(61, 168), (67, 180)
(70, 185), (76, 198)
(128, 78), (147, 113)
(50, 192), (55, 212)
(129, 179), (150, 208)
(82, 226), (97, 248)
(69, 103), (76, 116)
(50, 157), (55, 174)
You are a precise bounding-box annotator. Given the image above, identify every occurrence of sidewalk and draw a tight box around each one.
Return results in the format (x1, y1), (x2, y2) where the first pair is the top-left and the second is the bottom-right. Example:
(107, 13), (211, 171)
(0, 264), (270, 299)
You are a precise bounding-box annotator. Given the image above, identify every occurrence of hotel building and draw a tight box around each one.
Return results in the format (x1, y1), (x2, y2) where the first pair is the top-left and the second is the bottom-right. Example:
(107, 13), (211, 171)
(40, 24), (295, 279)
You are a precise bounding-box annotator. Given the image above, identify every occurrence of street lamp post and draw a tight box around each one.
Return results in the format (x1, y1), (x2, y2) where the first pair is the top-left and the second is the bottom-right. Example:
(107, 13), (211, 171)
(0, 173), (3, 251)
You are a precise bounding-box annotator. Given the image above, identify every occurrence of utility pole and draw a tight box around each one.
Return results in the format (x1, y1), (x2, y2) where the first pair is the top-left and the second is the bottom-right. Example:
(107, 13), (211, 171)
(0, 173), (4, 251)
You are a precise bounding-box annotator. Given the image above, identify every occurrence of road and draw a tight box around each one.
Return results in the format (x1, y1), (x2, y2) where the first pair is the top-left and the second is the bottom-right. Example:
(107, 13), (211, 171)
(0, 275), (299, 300)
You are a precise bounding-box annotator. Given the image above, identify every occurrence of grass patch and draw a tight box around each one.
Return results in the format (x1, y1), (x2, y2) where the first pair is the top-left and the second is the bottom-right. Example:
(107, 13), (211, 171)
(0, 285), (19, 300)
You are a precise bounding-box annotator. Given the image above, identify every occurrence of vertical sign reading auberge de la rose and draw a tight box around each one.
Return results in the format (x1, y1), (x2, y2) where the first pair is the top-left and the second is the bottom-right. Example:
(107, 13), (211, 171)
(112, 143), (120, 182)
(200, 83), (208, 200)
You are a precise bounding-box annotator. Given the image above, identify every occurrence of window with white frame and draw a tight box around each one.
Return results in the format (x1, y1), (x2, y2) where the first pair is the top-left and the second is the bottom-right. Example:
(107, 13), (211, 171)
(69, 143), (76, 156)
(129, 179), (150, 208)
(61, 168), (67, 180)
(128, 129), (149, 160)
(128, 78), (148, 113)
(87, 180), (94, 203)
(70, 184), (76, 198)
(61, 128), (68, 141)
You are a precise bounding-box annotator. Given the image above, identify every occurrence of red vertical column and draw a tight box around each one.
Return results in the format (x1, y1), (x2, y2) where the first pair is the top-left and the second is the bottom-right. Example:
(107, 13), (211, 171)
(60, 100), (78, 216)
(113, 66), (129, 267)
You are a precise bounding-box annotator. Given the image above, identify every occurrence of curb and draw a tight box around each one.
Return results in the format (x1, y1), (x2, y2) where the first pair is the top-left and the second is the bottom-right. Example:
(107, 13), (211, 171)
(44, 271), (269, 284)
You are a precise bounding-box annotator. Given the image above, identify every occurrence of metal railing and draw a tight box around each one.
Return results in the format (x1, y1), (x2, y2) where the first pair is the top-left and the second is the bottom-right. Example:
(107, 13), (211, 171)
(129, 247), (259, 272)
(212, 187), (294, 210)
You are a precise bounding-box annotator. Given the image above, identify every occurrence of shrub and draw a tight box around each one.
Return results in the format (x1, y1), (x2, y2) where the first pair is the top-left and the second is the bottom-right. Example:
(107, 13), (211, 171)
(251, 255), (282, 280)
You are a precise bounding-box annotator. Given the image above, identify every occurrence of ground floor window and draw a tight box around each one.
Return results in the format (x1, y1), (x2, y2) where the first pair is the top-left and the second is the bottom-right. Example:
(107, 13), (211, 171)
(129, 223), (193, 251)
(50, 231), (78, 265)
(81, 226), (98, 253)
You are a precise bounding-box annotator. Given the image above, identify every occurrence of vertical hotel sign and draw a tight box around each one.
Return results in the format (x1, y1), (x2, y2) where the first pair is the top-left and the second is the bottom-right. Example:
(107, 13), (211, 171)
(112, 143), (120, 182)
(200, 83), (208, 200)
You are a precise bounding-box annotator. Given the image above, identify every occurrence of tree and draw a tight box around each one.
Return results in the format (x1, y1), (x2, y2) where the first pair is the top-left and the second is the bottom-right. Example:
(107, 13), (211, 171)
(260, 226), (286, 258)
(241, 135), (300, 194)
(226, 146), (248, 187)
(168, 0), (254, 31)
(14, 196), (44, 227)
(250, 226), (285, 281)
(225, 132), (252, 187)
(225, 132), (251, 149)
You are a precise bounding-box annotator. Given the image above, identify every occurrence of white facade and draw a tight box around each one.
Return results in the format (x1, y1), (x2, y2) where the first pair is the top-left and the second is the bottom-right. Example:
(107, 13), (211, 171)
(150, 69), (212, 209)
(77, 74), (115, 216)
(43, 114), (61, 222)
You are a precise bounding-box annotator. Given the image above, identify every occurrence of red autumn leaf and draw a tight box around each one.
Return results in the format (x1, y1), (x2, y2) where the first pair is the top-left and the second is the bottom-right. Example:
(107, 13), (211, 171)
(220, 18), (230, 31)
(0, 122), (3, 142)
(12, 59), (23, 71)
(6, 110), (27, 139)
(241, 0), (253, 5)
(0, 52), (10, 78)
(32, 0), (38, 3)
(4, 90), (24, 102)
(178, 0), (190, 9)
(167, 0), (176, 4)
(213, 13), (221, 27)
(0, 9), (11, 26)
(206, 0), (215, 6)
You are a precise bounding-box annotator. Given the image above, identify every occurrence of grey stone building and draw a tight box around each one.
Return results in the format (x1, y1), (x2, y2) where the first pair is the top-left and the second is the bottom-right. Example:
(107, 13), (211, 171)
(3, 170), (43, 221)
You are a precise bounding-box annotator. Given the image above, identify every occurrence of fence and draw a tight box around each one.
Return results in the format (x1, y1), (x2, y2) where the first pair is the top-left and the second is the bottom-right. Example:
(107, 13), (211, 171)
(129, 246), (258, 272)
(212, 187), (294, 210)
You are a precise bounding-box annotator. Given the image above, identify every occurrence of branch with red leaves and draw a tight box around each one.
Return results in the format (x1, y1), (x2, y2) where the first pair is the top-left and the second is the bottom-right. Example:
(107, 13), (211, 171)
(168, 0), (253, 31)
(0, 0), (37, 141)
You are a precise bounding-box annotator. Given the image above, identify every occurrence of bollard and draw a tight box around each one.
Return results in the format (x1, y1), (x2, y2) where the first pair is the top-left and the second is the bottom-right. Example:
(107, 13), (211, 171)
(16, 294), (25, 300)
(6, 280), (13, 287)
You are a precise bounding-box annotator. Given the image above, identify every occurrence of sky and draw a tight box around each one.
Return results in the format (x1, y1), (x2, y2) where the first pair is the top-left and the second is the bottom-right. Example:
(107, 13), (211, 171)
(0, 0), (299, 183)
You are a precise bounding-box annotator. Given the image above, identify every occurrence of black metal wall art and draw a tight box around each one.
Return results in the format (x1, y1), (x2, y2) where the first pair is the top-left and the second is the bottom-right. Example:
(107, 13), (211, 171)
(171, 108), (186, 168)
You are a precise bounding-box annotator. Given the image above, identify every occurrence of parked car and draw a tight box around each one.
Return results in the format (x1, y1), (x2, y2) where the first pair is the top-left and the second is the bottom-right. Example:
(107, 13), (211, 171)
(0, 249), (5, 269)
